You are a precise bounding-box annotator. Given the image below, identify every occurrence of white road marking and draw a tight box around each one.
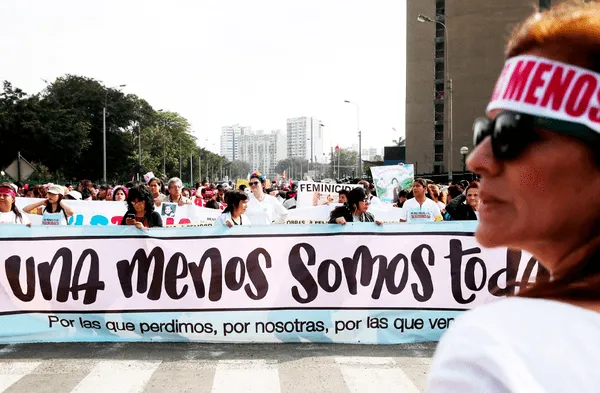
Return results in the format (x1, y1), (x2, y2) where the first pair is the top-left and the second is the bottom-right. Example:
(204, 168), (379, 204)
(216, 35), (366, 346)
(0, 361), (41, 392)
(211, 359), (280, 393)
(337, 357), (421, 393)
(335, 356), (396, 365)
(70, 360), (161, 393)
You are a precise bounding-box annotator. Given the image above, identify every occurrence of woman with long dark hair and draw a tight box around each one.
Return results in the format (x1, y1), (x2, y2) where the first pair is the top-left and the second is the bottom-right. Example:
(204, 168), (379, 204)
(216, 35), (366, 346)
(23, 184), (74, 225)
(216, 191), (251, 227)
(329, 187), (382, 225)
(0, 183), (30, 225)
(428, 3), (600, 392)
(120, 185), (163, 229)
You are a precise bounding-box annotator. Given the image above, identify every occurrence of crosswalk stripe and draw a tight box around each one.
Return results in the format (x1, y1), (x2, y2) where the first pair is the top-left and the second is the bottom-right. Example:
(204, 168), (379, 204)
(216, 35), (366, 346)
(70, 360), (161, 393)
(336, 357), (421, 393)
(0, 361), (41, 392)
(211, 359), (280, 393)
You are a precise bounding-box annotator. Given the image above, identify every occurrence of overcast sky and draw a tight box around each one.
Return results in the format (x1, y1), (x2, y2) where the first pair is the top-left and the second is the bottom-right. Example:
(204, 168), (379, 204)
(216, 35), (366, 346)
(1, 0), (406, 160)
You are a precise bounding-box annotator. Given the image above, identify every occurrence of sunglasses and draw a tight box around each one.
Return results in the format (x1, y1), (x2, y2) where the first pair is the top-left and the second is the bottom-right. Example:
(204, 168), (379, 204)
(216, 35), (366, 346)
(473, 111), (599, 161)
(249, 181), (260, 186)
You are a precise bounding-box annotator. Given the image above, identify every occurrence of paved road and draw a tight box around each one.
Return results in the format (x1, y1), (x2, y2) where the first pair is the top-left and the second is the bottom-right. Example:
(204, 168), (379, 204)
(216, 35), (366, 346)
(0, 342), (436, 393)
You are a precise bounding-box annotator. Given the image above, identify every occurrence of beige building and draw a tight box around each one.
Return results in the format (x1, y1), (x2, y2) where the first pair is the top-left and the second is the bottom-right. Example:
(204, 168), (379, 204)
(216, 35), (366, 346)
(406, 0), (562, 178)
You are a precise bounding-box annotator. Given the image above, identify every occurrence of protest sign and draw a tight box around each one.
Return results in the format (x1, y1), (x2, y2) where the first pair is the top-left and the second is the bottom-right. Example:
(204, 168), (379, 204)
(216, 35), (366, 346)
(370, 164), (415, 203)
(0, 223), (540, 344)
(236, 179), (250, 189)
(15, 198), (222, 227)
(296, 181), (363, 208)
(14, 197), (404, 226)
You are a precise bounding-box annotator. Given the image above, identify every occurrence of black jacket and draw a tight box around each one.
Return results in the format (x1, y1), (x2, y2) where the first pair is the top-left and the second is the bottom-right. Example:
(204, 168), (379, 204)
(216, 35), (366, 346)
(120, 210), (164, 228)
(446, 194), (478, 221)
(329, 205), (376, 223)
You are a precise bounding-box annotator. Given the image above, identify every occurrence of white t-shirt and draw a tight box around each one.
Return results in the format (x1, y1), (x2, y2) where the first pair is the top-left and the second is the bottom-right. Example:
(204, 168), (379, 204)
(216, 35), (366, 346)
(0, 210), (31, 225)
(215, 212), (251, 227)
(400, 197), (442, 222)
(246, 193), (289, 225)
(41, 208), (68, 226)
(428, 297), (600, 393)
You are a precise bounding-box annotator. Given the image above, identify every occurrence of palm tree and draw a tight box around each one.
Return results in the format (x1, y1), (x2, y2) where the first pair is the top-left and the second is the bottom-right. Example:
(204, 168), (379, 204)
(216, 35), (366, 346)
(392, 136), (406, 146)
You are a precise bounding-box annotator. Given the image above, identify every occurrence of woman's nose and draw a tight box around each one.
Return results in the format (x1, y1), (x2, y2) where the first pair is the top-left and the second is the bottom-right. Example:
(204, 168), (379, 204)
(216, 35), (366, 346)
(466, 137), (501, 177)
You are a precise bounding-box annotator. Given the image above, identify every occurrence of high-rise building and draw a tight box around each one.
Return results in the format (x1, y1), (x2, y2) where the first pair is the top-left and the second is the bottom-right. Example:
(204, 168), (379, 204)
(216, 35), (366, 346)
(220, 124), (250, 161)
(286, 117), (324, 163)
(362, 147), (381, 161)
(406, 0), (561, 177)
(238, 130), (287, 178)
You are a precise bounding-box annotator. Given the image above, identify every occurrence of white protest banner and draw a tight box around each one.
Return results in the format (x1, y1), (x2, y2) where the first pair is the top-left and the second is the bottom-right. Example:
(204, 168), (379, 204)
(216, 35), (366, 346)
(15, 198), (222, 227)
(296, 181), (363, 208)
(370, 164), (415, 203)
(0, 223), (540, 344)
(286, 205), (404, 223)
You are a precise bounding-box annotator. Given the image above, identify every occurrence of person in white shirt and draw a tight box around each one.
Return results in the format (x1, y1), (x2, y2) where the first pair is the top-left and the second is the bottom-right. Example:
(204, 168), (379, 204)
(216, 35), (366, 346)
(0, 183), (31, 225)
(246, 172), (289, 225)
(400, 179), (443, 222)
(216, 191), (251, 227)
(427, 3), (600, 392)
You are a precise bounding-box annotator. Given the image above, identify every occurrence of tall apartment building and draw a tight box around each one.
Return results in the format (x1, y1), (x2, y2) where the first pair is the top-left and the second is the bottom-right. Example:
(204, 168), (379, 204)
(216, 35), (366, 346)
(406, 0), (559, 177)
(362, 147), (381, 161)
(238, 130), (287, 178)
(220, 124), (250, 161)
(286, 117), (324, 163)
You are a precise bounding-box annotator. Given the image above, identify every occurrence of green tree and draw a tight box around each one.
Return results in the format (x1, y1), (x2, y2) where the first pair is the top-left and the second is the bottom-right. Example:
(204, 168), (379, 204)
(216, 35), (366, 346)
(275, 157), (309, 179)
(329, 148), (359, 179)
(228, 160), (252, 180)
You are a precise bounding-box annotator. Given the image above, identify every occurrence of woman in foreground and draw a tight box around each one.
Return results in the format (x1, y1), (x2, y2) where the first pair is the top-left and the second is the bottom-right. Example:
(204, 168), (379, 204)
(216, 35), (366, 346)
(427, 2), (600, 392)
(120, 185), (163, 229)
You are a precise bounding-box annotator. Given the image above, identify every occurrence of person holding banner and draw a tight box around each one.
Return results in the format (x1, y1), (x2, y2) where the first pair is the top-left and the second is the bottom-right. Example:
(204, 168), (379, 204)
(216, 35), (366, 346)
(22, 184), (74, 226)
(0, 183), (30, 225)
(247, 171), (289, 225)
(121, 185), (163, 229)
(329, 187), (382, 225)
(400, 179), (443, 223)
(428, 3), (600, 392)
(216, 191), (251, 227)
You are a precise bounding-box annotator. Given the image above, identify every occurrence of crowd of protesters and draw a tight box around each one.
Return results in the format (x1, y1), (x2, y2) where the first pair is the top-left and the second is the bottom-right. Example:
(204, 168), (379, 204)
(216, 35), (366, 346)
(0, 170), (480, 228)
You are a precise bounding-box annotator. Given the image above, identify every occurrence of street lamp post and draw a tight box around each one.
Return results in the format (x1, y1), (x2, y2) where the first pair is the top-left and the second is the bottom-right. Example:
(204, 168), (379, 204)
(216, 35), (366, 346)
(344, 100), (361, 177)
(417, 14), (453, 183)
(103, 84), (126, 184)
(460, 146), (469, 174)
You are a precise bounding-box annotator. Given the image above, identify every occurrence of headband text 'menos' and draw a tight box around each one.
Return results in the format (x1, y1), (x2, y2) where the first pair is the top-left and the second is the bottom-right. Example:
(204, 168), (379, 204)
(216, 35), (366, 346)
(487, 55), (600, 135)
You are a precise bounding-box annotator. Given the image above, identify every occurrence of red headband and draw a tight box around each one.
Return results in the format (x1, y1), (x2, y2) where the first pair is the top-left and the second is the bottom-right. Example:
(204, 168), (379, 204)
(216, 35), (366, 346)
(0, 186), (16, 198)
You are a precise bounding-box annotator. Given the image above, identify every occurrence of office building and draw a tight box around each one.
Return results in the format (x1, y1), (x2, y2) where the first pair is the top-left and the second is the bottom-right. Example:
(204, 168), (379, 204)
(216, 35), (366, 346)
(238, 130), (287, 178)
(286, 117), (324, 163)
(406, 0), (561, 177)
(220, 124), (250, 161)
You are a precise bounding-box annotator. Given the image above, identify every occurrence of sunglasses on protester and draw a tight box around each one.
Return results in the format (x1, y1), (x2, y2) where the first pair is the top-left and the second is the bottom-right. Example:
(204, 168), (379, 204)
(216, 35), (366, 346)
(249, 181), (261, 186)
(473, 111), (600, 161)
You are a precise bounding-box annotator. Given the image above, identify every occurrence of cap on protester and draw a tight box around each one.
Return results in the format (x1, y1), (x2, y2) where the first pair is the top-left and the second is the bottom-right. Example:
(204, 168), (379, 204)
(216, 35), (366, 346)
(47, 184), (65, 195)
(66, 191), (82, 200)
